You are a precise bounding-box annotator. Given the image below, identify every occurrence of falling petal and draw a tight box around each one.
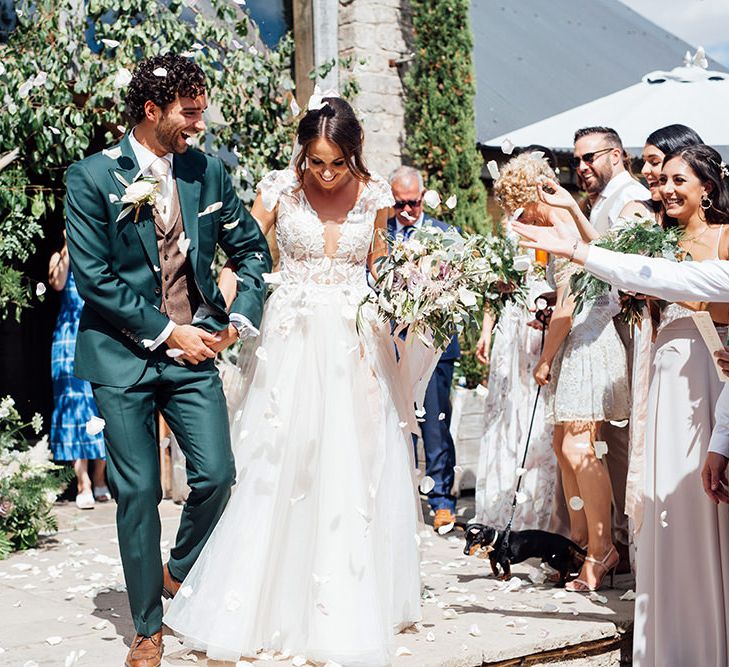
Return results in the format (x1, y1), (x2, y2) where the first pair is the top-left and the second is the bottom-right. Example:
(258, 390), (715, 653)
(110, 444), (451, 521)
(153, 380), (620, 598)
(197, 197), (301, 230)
(437, 522), (455, 535)
(192, 42), (204, 50)
(500, 138), (515, 155)
(442, 608), (458, 619)
(113, 68), (133, 88)
(516, 467), (527, 477)
(415, 407), (426, 418)
(594, 441), (609, 459)
(445, 194), (457, 209)
(248, 45), (258, 55)
(141, 339), (154, 348)
(290, 98), (301, 116)
(423, 189), (441, 208)
(620, 589), (636, 601)
(568, 496), (584, 511)
(398, 421), (408, 428)
(292, 657), (307, 667)
(401, 211), (416, 221)
(609, 419), (629, 428)
(102, 147), (122, 160)
(153, 67), (168, 77)
(589, 591), (608, 604)
(468, 624), (482, 637)
(85, 416), (105, 436)
(486, 160), (500, 180)
(223, 220), (239, 230)
(438, 412), (446, 420)
(660, 510), (668, 527)
(426, 631), (435, 642)
(395, 646), (412, 656)
(45, 636), (63, 645)
(180, 585), (193, 598)
(166, 348), (184, 358)
(101, 38), (120, 48)
(515, 491), (528, 504)
(419, 476), (435, 494)
(92, 620), (107, 630)
(49, 126), (61, 135)
(453, 465), (463, 473)
(177, 232), (190, 257)
(35, 282), (46, 296)
(255, 347), (268, 362)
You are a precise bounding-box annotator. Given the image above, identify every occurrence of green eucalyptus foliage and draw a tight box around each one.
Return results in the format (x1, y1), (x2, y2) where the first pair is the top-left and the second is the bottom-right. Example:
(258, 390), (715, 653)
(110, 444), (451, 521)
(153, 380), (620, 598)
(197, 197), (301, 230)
(402, 0), (487, 235)
(0, 0), (296, 320)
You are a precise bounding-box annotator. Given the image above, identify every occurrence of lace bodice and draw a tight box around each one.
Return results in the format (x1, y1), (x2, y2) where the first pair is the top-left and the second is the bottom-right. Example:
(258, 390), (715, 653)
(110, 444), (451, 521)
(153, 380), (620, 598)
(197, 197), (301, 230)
(257, 169), (394, 287)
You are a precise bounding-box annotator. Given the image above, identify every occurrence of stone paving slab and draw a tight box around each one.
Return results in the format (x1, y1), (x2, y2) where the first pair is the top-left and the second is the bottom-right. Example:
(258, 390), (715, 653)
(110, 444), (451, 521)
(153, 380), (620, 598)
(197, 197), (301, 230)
(0, 500), (634, 667)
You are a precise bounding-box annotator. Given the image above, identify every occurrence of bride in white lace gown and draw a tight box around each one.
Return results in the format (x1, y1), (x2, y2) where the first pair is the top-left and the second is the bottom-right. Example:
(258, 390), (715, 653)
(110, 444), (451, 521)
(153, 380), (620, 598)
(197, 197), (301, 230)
(164, 98), (422, 666)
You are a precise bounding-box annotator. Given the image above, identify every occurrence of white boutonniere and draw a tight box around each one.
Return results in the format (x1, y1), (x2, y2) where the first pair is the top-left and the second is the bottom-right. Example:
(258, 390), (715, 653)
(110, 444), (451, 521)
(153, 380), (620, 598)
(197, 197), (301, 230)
(113, 172), (159, 222)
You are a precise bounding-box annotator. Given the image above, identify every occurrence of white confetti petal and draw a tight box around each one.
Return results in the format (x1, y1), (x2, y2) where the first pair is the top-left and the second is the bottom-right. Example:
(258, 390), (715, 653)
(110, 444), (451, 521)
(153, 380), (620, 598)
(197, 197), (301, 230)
(102, 146), (122, 160)
(92, 619), (107, 630)
(515, 491), (528, 504)
(594, 441), (609, 459)
(426, 631), (435, 642)
(468, 623), (482, 637)
(395, 646), (412, 656)
(49, 126), (61, 135)
(153, 67), (168, 77)
(292, 657), (307, 667)
(248, 45), (258, 55)
(609, 419), (629, 428)
(437, 522), (455, 535)
(113, 68), (133, 88)
(438, 412), (446, 421)
(223, 220), (239, 230)
(442, 608), (458, 619)
(419, 476), (435, 494)
(290, 494), (306, 506)
(101, 38), (120, 48)
(453, 465), (463, 473)
(445, 194), (457, 209)
(85, 416), (105, 436)
(589, 591), (608, 604)
(141, 339), (155, 348)
(542, 602), (559, 613)
(660, 510), (668, 527)
(166, 348), (184, 358)
(180, 585), (193, 598)
(398, 421), (408, 428)
(620, 589), (636, 601)
(552, 591), (567, 599)
(516, 466), (527, 477)
(177, 232), (190, 257)
(568, 496), (584, 511)
(423, 189), (441, 209)
(108, 193), (119, 203)
(35, 282), (46, 296)
(500, 138), (515, 155)
(192, 42), (204, 50)
(45, 636), (63, 645)
(290, 98), (301, 116)
(255, 347), (268, 362)
(487, 160), (500, 180)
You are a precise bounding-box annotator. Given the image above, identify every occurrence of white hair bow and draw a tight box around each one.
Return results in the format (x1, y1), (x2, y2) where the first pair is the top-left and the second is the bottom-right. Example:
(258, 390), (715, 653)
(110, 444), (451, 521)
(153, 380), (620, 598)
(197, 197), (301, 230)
(307, 84), (339, 111)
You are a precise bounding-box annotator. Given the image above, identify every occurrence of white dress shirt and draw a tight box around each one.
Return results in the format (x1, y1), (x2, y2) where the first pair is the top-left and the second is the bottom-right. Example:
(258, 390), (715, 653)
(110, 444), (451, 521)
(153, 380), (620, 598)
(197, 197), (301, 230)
(590, 170), (651, 234)
(584, 245), (729, 457)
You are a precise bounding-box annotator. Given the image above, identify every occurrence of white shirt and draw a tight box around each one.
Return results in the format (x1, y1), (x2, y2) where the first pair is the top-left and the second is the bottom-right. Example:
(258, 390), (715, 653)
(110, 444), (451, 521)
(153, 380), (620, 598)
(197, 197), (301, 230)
(584, 246), (729, 457)
(590, 171), (651, 233)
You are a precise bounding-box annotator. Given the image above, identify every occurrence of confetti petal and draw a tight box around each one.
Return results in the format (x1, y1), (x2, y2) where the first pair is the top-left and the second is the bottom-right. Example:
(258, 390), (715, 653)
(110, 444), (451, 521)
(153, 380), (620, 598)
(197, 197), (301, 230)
(153, 67), (168, 77)
(166, 348), (184, 358)
(445, 194), (457, 209)
(500, 138), (515, 155)
(45, 636), (63, 645)
(515, 491), (528, 504)
(568, 496), (584, 511)
(255, 347), (268, 362)
(486, 160), (500, 180)
(589, 591), (608, 604)
(594, 441), (608, 459)
(180, 585), (193, 598)
(113, 68), (132, 88)
(660, 510), (668, 527)
(468, 623), (482, 637)
(426, 631), (435, 642)
(437, 522), (455, 535)
(516, 466), (527, 477)
(419, 476), (436, 494)
(290, 98), (301, 116)
(620, 589), (636, 601)
(35, 282), (46, 296)
(177, 232), (190, 257)
(101, 38), (120, 48)
(85, 416), (105, 436)
(395, 646), (412, 656)
(423, 189), (441, 209)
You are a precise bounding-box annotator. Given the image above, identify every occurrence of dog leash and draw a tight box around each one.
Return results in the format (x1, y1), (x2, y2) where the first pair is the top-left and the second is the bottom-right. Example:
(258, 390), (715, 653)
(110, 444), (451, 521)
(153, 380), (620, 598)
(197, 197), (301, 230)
(497, 303), (550, 560)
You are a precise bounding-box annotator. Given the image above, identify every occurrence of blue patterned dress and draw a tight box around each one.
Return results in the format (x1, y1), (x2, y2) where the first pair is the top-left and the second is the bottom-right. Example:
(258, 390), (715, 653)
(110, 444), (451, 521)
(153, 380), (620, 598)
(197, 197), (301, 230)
(50, 270), (105, 461)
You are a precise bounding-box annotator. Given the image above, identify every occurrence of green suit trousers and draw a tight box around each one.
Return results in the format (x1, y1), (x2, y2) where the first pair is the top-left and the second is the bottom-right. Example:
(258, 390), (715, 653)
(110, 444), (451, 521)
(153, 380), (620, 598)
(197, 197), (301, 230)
(92, 357), (235, 636)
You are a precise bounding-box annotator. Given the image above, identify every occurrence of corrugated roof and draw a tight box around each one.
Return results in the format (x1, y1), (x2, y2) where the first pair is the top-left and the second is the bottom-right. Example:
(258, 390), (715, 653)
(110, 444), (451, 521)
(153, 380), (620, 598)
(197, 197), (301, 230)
(471, 0), (728, 145)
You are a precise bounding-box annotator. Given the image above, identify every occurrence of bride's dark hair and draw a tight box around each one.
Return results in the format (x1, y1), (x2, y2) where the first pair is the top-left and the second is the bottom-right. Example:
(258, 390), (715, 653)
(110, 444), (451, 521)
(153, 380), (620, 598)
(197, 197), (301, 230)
(294, 97), (371, 184)
(663, 144), (729, 225)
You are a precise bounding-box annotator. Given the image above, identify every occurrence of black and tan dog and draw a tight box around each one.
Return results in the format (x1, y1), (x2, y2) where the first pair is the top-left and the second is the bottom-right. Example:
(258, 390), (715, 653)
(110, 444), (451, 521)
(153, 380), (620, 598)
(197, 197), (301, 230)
(463, 523), (585, 587)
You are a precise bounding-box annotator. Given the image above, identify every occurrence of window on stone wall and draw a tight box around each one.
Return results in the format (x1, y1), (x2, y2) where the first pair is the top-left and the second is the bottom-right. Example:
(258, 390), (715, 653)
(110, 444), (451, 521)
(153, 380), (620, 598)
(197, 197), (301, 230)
(246, 0), (292, 48)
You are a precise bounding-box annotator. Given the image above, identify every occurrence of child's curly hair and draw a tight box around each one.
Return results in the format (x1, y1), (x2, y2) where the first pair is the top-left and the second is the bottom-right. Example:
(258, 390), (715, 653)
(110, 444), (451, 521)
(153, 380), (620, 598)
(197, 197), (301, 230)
(493, 153), (556, 215)
(125, 54), (207, 123)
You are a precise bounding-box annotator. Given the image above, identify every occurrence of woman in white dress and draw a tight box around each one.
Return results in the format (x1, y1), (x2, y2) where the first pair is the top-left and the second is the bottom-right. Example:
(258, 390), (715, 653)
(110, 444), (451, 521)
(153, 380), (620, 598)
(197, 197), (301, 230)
(165, 97), (422, 666)
(474, 154), (557, 530)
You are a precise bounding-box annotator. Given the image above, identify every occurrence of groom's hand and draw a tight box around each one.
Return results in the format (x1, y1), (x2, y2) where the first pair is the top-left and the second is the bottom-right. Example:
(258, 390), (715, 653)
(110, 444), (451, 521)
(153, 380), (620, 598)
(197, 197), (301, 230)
(166, 325), (218, 365)
(208, 324), (239, 354)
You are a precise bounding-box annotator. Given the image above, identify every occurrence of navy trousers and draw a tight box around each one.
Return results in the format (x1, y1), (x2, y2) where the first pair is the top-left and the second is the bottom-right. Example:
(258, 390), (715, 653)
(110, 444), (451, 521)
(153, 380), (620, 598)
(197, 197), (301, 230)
(415, 360), (457, 512)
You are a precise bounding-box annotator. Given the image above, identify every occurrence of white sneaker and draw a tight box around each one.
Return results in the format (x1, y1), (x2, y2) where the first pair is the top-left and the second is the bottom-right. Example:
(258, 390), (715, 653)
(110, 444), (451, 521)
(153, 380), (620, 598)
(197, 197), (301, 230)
(75, 491), (95, 510)
(93, 485), (112, 502)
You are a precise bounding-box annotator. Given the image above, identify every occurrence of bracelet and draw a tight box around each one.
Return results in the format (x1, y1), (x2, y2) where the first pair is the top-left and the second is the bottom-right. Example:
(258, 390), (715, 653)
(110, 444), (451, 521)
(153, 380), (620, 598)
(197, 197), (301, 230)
(568, 239), (581, 262)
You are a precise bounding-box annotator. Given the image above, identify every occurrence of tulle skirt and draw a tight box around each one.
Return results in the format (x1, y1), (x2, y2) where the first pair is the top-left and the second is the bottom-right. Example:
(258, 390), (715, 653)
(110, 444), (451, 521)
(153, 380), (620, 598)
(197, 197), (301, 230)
(164, 282), (423, 666)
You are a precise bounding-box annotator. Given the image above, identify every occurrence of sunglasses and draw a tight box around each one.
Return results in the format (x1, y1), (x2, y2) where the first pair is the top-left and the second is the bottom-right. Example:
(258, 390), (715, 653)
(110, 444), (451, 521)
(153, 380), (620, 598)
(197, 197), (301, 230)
(568, 147), (614, 169)
(393, 199), (422, 209)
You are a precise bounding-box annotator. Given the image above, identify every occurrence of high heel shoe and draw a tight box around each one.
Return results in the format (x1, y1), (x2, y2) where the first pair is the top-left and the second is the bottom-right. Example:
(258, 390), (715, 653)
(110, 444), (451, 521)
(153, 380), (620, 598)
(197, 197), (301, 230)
(565, 546), (619, 592)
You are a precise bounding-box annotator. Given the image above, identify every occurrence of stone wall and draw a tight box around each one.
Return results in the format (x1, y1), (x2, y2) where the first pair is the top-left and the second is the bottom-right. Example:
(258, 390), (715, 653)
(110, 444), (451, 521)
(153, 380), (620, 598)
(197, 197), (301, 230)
(337, 0), (410, 177)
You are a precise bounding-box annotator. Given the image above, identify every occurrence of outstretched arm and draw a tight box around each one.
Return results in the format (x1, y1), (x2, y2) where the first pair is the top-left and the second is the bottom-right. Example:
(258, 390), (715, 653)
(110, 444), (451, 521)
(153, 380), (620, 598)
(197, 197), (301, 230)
(512, 218), (729, 304)
(536, 178), (599, 242)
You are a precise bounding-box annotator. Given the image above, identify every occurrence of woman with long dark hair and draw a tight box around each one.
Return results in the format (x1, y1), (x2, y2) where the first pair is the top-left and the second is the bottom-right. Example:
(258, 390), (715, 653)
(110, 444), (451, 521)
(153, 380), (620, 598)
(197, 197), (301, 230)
(165, 96), (422, 666)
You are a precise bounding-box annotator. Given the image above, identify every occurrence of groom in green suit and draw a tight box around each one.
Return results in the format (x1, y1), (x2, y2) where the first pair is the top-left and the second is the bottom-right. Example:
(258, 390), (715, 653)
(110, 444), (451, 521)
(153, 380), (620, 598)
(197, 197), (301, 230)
(65, 54), (271, 667)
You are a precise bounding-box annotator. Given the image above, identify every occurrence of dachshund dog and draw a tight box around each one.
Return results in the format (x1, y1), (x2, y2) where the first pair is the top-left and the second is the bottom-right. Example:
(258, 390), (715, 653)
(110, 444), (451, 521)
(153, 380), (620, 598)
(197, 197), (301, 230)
(463, 523), (585, 587)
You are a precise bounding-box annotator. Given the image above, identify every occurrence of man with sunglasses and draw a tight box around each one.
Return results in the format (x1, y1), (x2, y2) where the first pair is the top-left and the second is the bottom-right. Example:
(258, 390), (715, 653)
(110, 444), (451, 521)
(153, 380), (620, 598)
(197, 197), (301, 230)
(388, 165), (460, 531)
(571, 127), (651, 575)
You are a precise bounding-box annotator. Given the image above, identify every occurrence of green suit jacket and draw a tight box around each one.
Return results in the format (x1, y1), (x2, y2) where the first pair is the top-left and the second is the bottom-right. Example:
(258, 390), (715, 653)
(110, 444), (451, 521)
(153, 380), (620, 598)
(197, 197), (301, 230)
(65, 134), (272, 387)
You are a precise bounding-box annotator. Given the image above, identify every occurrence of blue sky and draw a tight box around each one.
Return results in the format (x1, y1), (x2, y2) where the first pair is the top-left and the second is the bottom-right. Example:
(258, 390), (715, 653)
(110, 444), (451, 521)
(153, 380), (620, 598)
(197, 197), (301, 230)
(620, 0), (729, 67)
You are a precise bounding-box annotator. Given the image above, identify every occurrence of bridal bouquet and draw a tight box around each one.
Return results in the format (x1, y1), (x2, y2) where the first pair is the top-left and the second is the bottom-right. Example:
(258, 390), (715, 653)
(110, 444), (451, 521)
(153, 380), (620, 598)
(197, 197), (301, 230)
(569, 215), (684, 327)
(358, 226), (528, 350)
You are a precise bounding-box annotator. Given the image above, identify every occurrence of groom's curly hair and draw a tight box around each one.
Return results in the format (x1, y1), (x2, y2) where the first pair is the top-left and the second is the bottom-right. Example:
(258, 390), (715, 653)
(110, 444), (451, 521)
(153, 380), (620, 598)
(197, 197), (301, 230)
(125, 54), (207, 123)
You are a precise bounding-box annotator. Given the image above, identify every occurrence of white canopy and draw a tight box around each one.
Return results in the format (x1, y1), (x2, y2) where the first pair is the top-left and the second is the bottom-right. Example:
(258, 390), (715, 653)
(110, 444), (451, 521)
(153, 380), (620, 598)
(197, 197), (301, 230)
(485, 51), (729, 153)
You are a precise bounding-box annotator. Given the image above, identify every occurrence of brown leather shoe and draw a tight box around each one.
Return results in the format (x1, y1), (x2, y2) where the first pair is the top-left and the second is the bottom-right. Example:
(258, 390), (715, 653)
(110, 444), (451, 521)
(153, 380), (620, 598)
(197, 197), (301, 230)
(162, 563), (181, 599)
(433, 508), (456, 531)
(125, 631), (162, 667)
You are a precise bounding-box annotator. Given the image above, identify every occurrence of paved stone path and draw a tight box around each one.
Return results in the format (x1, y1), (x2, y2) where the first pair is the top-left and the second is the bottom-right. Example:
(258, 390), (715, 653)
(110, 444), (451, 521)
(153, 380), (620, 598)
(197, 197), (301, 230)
(0, 500), (634, 666)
